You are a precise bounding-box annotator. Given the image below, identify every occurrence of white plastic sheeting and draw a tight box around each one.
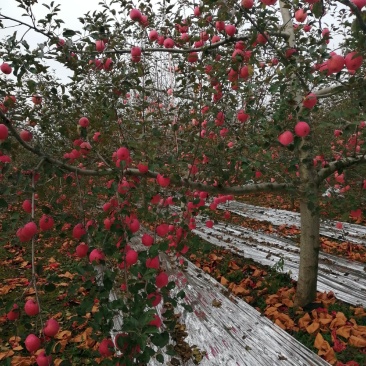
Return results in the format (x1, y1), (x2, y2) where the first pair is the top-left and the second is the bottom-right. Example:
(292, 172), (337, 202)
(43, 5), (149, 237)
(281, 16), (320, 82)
(218, 201), (366, 245)
(193, 221), (366, 307)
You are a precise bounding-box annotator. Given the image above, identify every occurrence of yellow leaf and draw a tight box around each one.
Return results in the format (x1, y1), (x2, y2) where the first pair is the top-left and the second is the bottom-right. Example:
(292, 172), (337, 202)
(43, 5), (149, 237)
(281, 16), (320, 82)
(306, 321), (320, 334)
(349, 335), (366, 348)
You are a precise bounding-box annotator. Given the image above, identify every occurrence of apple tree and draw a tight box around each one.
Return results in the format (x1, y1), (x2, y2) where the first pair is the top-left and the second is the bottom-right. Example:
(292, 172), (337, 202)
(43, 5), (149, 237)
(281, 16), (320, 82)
(1, 0), (366, 363)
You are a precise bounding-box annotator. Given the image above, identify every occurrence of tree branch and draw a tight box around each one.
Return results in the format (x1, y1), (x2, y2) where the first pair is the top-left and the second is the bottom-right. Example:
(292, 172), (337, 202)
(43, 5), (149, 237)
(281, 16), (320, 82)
(336, 0), (366, 34)
(316, 155), (366, 183)
(0, 110), (294, 195)
(314, 85), (348, 98)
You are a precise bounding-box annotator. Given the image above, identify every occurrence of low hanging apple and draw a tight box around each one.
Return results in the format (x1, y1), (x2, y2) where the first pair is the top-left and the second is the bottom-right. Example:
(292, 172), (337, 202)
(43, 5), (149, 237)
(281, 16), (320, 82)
(24, 334), (41, 353)
(43, 318), (60, 337)
(24, 299), (39, 316)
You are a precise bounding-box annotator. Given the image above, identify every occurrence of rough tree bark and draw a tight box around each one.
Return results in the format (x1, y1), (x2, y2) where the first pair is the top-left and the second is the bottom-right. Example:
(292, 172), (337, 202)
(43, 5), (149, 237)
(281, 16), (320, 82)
(295, 140), (321, 306)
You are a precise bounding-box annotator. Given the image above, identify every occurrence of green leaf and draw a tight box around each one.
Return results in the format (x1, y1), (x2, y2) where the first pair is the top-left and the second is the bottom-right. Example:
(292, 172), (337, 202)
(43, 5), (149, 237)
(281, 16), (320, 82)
(156, 354), (164, 363)
(312, 2), (323, 19)
(45, 283), (56, 292)
(151, 331), (169, 348)
(63, 29), (76, 37)
(0, 198), (8, 208)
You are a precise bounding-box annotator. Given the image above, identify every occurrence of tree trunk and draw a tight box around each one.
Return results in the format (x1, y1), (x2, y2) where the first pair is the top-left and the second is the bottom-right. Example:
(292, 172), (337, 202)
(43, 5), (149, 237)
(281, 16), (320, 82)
(295, 142), (321, 307)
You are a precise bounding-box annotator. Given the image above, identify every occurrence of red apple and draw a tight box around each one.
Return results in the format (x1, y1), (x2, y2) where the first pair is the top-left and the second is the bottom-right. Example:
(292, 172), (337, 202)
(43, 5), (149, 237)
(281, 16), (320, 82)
(156, 272), (169, 288)
(327, 54), (344, 74)
(193, 6), (201, 16)
(294, 121), (310, 137)
(215, 21), (225, 31)
(89, 248), (105, 263)
(351, 0), (366, 9)
(7, 304), (19, 321)
(125, 249), (138, 265)
(39, 215), (54, 231)
(131, 46), (141, 62)
(24, 299), (39, 316)
(99, 338), (114, 357)
(0, 124), (9, 141)
(163, 38), (174, 48)
(130, 9), (142, 21)
(156, 174), (170, 187)
(1, 62), (12, 74)
(78, 117), (90, 127)
(278, 131), (294, 146)
(25, 334), (41, 352)
(76, 242), (89, 257)
(148, 30), (158, 42)
(345, 52), (363, 73)
(303, 93), (317, 109)
(149, 314), (162, 328)
(237, 110), (250, 123)
(23, 222), (38, 239)
(146, 256), (159, 269)
(225, 24), (236, 37)
(95, 40), (105, 52)
(43, 318), (60, 337)
(141, 233), (154, 246)
(36, 351), (52, 366)
(116, 146), (130, 161)
(72, 223), (86, 239)
(32, 95), (42, 105)
(20, 130), (33, 142)
(187, 52), (198, 63)
(147, 292), (162, 306)
(295, 9), (307, 22)
(241, 0), (254, 8)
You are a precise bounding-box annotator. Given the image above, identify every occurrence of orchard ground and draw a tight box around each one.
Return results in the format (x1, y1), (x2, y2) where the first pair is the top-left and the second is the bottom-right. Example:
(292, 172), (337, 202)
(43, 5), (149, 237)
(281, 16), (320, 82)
(1, 189), (366, 366)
